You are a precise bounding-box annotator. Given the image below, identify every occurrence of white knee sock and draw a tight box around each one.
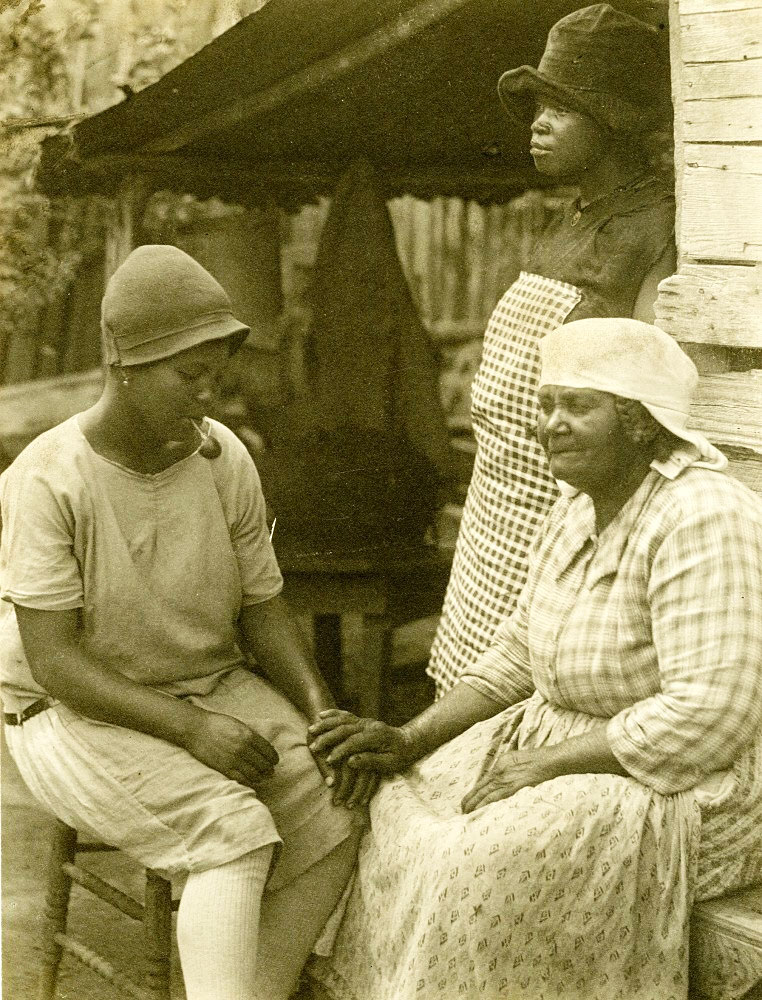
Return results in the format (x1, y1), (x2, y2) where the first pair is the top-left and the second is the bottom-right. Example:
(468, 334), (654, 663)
(177, 846), (274, 1000)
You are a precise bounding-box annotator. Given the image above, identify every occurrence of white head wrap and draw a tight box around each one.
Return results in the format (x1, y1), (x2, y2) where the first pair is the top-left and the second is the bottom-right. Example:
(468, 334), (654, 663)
(538, 317), (727, 473)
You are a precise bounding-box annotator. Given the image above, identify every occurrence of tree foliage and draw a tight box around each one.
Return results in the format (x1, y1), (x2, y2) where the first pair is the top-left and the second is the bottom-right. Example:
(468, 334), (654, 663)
(0, 0), (234, 382)
(0, 3), (88, 377)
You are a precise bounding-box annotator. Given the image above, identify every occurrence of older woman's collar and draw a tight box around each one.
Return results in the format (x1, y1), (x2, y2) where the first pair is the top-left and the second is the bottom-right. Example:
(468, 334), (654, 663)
(650, 442), (726, 479)
(551, 447), (703, 584)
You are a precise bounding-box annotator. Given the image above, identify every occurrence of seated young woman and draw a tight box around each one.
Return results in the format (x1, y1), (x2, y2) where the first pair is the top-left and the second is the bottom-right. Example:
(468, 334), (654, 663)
(0, 245), (371, 1000)
(308, 317), (762, 1000)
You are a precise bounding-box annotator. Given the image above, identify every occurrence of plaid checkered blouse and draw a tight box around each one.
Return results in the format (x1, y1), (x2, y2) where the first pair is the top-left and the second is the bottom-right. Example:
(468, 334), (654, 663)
(462, 464), (762, 796)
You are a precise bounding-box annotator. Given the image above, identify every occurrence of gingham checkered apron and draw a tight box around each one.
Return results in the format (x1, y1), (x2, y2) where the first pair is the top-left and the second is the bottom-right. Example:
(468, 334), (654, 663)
(428, 272), (582, 695)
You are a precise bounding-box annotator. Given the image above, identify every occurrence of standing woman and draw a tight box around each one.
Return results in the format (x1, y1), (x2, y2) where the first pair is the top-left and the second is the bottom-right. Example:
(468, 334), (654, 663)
(0, 246), (367, 1000)
(429, 4), (676, 694)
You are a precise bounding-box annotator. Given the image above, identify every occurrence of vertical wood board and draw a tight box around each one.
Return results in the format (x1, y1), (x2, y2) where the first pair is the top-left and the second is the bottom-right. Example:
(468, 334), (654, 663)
(102, 176), (151, 365)
(103, 179), (143, 283)
(670, 0), (686, 259)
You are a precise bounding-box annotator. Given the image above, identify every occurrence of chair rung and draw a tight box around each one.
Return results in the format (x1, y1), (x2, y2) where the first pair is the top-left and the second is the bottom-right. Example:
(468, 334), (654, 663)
(62, 862), (144, 921)
(54, 932), (151, 999)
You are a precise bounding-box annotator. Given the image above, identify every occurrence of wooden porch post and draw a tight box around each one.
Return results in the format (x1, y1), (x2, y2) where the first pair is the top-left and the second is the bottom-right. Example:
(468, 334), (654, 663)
(103, 174), (150, 282)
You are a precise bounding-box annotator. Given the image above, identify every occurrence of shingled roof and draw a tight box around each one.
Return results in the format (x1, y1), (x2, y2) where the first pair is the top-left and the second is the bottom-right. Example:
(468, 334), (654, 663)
(36, 0), (666, 205)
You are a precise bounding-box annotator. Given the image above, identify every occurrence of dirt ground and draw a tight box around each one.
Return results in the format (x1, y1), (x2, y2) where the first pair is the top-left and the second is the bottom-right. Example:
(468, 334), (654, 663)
(1, 628), (435, 1000)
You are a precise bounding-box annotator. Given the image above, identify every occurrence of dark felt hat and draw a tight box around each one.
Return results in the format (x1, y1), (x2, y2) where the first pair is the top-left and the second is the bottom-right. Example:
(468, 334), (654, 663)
(498, 4), (671, 132)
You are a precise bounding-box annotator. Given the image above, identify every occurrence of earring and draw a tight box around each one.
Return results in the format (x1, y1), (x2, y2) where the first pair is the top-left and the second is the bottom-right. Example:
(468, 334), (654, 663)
(122, 376), (129, 387)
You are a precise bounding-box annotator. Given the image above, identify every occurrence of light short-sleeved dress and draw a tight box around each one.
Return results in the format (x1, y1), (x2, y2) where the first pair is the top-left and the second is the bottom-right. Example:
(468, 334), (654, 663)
(0, 416), (357, 885)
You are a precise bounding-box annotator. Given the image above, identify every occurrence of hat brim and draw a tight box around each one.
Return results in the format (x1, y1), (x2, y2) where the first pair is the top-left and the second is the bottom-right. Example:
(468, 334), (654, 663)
(497, 66), (660, 133)
(113, 314), (250, 367)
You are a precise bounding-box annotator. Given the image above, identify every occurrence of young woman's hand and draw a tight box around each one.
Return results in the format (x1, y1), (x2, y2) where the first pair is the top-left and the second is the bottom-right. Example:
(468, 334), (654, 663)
(181, 707), (279, 789)
(327, 765), (380, 810)
(304, 727), (378, 810)
(461, 748), (557, 814)
(308, 709), (413, 776)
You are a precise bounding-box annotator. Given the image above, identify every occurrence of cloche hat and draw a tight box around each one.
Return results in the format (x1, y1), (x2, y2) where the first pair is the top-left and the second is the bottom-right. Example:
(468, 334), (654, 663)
(102, 244), (250, 367)
(498, 4), (672, 132)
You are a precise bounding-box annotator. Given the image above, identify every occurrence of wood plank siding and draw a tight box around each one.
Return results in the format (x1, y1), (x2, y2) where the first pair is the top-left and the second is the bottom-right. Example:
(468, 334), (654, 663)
(657, 0), (762, 496)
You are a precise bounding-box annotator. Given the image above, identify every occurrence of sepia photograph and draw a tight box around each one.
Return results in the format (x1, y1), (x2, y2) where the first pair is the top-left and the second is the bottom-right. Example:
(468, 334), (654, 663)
(1, 0), (761, 997)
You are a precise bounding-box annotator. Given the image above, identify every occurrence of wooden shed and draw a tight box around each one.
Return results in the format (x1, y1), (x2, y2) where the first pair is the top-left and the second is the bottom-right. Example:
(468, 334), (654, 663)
(4, 0), (762, 990)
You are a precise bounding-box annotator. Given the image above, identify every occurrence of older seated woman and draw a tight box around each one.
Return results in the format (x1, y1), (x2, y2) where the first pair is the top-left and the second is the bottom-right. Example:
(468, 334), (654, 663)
(308, 318), (762, 1000)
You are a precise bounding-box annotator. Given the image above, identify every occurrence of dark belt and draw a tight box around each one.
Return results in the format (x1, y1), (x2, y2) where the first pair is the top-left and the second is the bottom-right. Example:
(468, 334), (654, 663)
(4, 696), (54, 726)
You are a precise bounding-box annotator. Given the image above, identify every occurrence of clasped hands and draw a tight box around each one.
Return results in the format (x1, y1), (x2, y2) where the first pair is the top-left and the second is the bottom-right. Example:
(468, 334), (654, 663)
(308, 709), (560, 813)
(182, 706), (379, 809)
(185, 707), (559, 812)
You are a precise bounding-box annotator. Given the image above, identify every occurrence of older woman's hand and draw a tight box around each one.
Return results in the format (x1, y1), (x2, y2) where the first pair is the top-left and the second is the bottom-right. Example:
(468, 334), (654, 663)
(309, 709), (413, 776)
(462, 731), (629, 813)
(461, 748), (558, 814)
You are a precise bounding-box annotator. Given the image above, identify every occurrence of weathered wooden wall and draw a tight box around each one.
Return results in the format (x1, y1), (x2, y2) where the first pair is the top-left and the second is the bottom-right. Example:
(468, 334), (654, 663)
(656, 0), (762, 493)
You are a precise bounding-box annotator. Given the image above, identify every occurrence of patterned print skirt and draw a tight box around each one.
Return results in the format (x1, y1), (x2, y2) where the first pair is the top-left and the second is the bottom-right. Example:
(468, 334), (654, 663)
(428, 273), (581, 695)
(309, 692), (701, 1000)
